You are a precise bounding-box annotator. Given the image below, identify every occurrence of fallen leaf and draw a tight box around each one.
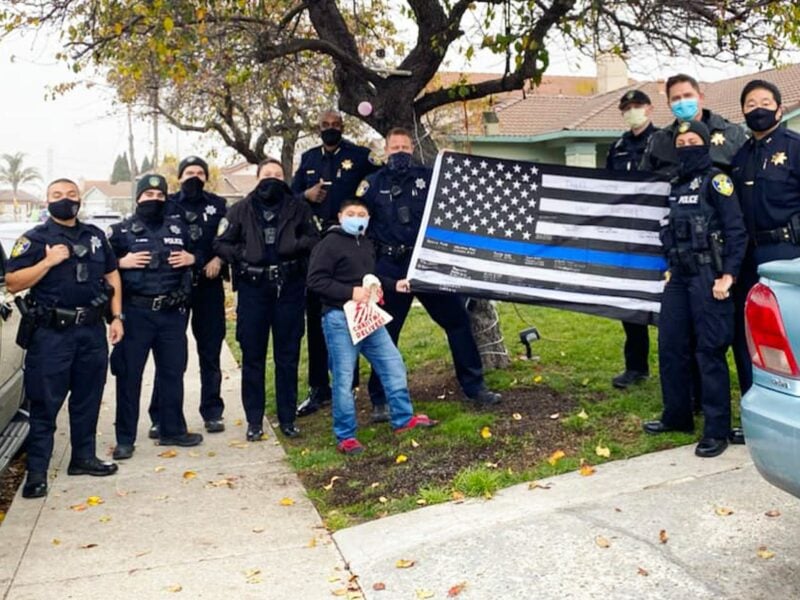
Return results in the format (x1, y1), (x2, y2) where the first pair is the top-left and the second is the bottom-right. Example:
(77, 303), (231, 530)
(207, 477), (236, 489)
(757, 546), (776, 559)
(182, 470), (197, 480)
(332, 590), (348, 597)
(328, 576), (343, 583)
(448, 581), (467, 596)
(188, 451), (200, 458)
(80, 543), (98, 549)
(395, 559), (415, 569)
(244, 568), (262, 584)
(228, 440), (249, 449)
(98, 515), (112, 523)
(577, 409), (589, 420)
(528, 481), (552, 490)
(549, 413), (560, 420)
(637, 567), (649, 577)
(484, 461), (499, 468)
(234, 418), (243, 426)
(714, 506), (734, 517)
(451, 491), (465, 501)
(579, 461), (596, 477)
(279, 497), (295, 506)
(372, 582), (386, 591)
(86, 496), (104, 506)
(166, 584), (183, 593)
(207, 451), (216, 457)
(595, 536), (611, 548)
(415, 590), (434, 599)
(480, 426), (492, 439)
(154, 466), (167, 473)
(370, 482), (381, 489)
(533, 375), (543, 384)
(158, 449), (178, 458)
(0, 512), (5, 523)
(547, 450), (565, 466)
(115, 489), (129, 497)
(378, 496), (388, 504)
(595, 445), (611, 458)
(512, 413), (522, 421)
(323, 476), (341, 491)
(300, 448), (310, 456)
(765, 509), (781, 518)
(416, 499), (427, 505)
(395, 454), (408, 464)
(308, 537), (317, 548)
(70, 503), (88, 512)
(52, 538), (61, 546)
(252, 527), (265, 533)
(410, 438), (420, 448)
(659, 529), (669, 544)
(436, 394), (446, 400)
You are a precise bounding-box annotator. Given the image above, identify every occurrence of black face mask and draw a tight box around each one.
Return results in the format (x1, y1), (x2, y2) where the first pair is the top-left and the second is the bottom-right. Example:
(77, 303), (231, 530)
(136, 200), (165, 222)
(676, 146), (712, 179)
(387, 152), (413, 174)
(255, 178), (285, 205)
(48, 199), (80, 220)
(181, 176), (205, 199)
(321, 127), (343, 147)
(744, 107), (779, 133)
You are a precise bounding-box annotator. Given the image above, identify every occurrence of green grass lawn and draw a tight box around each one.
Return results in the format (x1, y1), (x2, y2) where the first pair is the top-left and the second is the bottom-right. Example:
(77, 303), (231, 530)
(225, 301), (742, 530)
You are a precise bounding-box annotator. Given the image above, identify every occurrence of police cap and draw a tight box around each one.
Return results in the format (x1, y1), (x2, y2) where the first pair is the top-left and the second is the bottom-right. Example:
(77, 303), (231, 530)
(136, 174), (168, 200)
(178, 155), (209, 178)
(619, 89), (651, 110)
(674, 120), (710, 146)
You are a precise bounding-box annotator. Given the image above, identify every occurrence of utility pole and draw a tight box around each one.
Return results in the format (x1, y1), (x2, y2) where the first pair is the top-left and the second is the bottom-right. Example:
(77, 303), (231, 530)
(127, 104), (138, 177)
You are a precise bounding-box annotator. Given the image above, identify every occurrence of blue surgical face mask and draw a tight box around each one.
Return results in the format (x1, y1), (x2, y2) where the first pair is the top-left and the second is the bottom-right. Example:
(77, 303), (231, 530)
(671, 98), (699, 121)
(341, 215), (369, 236)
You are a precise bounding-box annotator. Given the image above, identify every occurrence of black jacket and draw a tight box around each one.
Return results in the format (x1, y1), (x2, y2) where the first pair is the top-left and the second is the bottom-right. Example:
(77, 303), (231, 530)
(213, 187), (319, 268)
(306, 227), (395, 313)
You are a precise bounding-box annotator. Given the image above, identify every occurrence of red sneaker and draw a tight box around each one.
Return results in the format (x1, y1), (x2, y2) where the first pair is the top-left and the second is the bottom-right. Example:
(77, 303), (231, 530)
(394, 414), (439, 434)
(337, 438), (365, 455)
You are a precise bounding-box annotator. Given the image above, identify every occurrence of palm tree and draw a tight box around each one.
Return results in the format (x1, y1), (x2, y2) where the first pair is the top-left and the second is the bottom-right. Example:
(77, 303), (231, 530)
(0, 152), (42, 218)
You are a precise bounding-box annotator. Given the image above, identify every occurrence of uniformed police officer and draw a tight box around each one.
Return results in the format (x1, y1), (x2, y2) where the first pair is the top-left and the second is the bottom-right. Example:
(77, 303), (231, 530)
(109, 174), (202, 460)
(358, 127), (502, 411)
(292, 110), (382, 417)
(147, 156), (228, 437)
(644, 121), (747, 458)
(641, 73), (747, 177)
(606, 89), (659, 389)
(731, 80), (800, 400)
(6, 178), (123, 498)
(214, 159), (319, 440)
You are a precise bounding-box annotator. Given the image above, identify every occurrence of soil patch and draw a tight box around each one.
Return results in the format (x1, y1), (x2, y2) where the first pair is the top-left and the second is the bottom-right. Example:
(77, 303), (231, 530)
(0, 454), (26, 523)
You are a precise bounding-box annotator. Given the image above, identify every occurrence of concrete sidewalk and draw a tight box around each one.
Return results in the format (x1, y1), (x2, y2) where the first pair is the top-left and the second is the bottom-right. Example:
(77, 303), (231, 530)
(0, 343), (348, 599)
(335, 445), (800, 599)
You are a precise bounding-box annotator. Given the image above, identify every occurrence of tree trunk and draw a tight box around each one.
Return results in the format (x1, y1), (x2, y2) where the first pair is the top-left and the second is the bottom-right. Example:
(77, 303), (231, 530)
(281, 128), (299, 184)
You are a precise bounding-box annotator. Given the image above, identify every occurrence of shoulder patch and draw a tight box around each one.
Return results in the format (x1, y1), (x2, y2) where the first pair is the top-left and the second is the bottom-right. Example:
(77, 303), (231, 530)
(217, 217), (229, 237)
(10, 236), (31, 258)
(355, 180), (370, 198)
(106, 226), (115, 238)
(368, 151), (383, 166)
(712, 173), (734, 197)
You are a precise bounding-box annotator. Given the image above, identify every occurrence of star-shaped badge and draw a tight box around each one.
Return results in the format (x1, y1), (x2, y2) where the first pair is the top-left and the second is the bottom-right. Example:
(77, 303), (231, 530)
(689, 176), (702, 191)
(771, 151), (787, 166)
(170, 224), (181, 234)
(710, 132), (725, 146)
(415, 178), (427, 190)
(205, 205), (217, 215)
(90, 235), (102, 253)
(341, 159), (353, 171)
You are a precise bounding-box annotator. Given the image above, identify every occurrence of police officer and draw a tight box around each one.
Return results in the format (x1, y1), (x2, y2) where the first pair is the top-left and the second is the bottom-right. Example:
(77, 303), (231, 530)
(359, 127), (502, 411)
(109, 174), (202, 460)
(214, 159), (319, 440)
(292, 110), (382, 417)
(6, 178), (123, 498)
(731, 80), (800, 401)
(148, 156), (228, 437)
(644, 121), (747, 458)
(606, 89), (659, 389)
(641, 73), (747, 177)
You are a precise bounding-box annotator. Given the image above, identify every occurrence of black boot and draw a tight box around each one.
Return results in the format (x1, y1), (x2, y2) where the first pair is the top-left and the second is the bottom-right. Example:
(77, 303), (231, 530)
(296, 386), (331, 417)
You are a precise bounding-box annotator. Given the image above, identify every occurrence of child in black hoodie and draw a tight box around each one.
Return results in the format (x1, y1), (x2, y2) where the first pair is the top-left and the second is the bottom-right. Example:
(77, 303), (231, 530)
(306, 198), (437, 454)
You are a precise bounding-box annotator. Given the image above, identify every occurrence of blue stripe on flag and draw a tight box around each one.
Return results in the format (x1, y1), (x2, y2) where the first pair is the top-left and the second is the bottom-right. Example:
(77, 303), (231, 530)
(426, 227), (667, 271)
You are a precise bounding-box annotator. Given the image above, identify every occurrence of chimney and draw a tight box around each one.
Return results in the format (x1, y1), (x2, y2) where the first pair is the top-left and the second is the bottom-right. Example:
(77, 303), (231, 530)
(483, 111), (500, 136)
(596, 53), (629, 94)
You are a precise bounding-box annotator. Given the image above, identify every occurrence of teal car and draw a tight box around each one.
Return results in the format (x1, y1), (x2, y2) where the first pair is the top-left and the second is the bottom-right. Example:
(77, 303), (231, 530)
(742, 258), (800, 499)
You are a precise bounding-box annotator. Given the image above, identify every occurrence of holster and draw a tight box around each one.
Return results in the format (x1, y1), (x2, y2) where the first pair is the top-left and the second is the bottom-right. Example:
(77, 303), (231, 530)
(14, 296), (36, 349)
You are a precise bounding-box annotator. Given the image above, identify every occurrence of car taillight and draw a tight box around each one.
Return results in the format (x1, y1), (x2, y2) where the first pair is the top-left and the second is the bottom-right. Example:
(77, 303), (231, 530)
(745, 282), (800, 377)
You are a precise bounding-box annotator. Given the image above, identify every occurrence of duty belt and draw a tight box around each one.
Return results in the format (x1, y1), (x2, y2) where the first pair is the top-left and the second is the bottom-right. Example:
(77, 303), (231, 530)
(240, 259), (303, 283)
(127, 294), (182, 311)
(41, 305), (104, 329)
(377, 244), (412, 259)
(754, 225), (796, 246)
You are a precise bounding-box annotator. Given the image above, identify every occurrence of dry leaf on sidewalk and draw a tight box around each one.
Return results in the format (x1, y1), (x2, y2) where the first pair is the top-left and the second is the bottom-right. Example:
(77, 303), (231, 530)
(395, 559), (415, 568)
(659, 529), (669, 544)
(158, 449), (178, 458)
(595, 536), (611, 548)
(448, 582), (467, 596)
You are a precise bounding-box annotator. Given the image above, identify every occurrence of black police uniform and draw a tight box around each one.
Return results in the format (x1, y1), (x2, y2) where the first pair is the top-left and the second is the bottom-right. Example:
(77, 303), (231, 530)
(292, 139), (381, 405)
(148, 188), (228, 427)
(7, 219), (116, 476)
(213, 181), (319, 436)
(730, 125), (800, 394)
(109, 213), (195, 447)
(658, 167), (747, 441)
(641, 109), (747, 177)
(357, 164), (489, 404)
(606, 121), (658, 383)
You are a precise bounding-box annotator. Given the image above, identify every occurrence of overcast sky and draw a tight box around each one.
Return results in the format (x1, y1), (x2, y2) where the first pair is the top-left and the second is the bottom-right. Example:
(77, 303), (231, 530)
(0, 24), (790, 193)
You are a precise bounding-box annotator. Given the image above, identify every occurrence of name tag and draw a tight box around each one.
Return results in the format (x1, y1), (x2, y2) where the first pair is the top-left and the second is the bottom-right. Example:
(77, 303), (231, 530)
(163, 237), (184, 245)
